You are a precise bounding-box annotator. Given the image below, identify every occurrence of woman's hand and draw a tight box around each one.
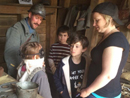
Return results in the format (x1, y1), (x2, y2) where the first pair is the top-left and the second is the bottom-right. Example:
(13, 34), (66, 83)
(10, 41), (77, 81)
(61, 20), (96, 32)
(80, 88), (90, 98)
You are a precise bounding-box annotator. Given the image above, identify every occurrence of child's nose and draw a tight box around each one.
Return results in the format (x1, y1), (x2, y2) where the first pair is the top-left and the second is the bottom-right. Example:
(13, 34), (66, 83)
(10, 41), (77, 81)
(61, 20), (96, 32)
(93, 22), (96, 26)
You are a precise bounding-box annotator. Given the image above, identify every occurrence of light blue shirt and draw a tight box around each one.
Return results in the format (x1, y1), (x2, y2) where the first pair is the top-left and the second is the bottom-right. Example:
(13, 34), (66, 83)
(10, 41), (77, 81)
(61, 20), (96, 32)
(92, 93), (121, 98)
(25, 17), (35, 34)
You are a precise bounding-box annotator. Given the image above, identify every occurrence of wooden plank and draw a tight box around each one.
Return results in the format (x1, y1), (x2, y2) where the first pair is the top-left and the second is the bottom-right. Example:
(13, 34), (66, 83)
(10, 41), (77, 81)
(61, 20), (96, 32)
(39, 34), (46, 42)
(57, 0), (67, 29)
(64, 0), (71, 8)
(36, 20), (46, 34)
(0, 15), (17, 26)
(45, 16), (50, 64)
(0, 0), (18, 3)
(32, 0), (42, 4)
(51, 0), (57, 6)
(36, 28), (46, 34)
(90, 0), (104, 10)
(70, 0), (89, 6)
(0, 55), (5, 63)
(0, 44), (5, 55)
(49, 9), (57, 46)
(0, 37), (6, 44)
(0, 4), (55, 15)
(0, 27), (9, 37)
(70, 0), (78, 5)
(21, 14), (28, 19)
(57, 8), (67, 30)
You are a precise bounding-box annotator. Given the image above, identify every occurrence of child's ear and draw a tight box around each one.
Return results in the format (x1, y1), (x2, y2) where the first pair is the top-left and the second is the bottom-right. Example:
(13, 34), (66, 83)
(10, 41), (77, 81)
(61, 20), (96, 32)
(32, 55), (39, 59)
(32, 55), (36, 59)
(28, 12), (32, 19)
(82, 47), (87, 53)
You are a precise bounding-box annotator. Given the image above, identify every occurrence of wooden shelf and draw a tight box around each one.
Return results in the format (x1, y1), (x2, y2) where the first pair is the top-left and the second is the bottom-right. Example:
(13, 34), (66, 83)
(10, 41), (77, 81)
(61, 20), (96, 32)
(0, 3), (63, 8)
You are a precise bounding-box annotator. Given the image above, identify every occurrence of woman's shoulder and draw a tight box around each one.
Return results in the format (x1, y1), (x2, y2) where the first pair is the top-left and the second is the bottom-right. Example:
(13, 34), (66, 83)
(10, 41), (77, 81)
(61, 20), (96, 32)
(104, 32), (129, 49)
(109, 32), (126, 39)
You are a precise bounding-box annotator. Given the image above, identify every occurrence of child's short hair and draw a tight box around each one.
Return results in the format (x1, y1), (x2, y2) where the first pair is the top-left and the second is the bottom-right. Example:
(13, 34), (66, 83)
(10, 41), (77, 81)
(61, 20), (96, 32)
(57, 25), (70, 36)
(21, 42), (42, 59)
(70, 33), (89, 49)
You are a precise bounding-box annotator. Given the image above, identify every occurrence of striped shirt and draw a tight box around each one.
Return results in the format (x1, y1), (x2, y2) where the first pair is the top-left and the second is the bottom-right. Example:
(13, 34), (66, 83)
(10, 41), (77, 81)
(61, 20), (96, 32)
(48, 42), (70, 67)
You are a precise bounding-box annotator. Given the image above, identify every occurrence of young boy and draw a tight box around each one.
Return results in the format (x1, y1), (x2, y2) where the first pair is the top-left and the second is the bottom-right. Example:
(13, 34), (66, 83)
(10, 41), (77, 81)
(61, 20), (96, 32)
(53, 33), (90, 98)
(17, 42), (52, 98)
(47, 25), (70, 98)
(48, 25), (70, 74)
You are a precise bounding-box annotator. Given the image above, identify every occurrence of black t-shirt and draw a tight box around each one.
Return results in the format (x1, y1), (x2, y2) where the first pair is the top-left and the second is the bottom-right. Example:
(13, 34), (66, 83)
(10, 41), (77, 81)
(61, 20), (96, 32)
(87, 32), (129, 97)
(69, 56), (86, 98)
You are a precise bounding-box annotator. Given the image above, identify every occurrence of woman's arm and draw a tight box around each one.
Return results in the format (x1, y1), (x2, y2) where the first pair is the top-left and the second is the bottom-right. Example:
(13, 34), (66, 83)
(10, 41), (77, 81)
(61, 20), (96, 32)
(80, 46), (123, 97)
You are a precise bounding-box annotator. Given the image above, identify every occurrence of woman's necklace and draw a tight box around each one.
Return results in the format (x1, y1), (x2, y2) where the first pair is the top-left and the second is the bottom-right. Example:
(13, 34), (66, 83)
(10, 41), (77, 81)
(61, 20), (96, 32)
(97, 28), (119, 45)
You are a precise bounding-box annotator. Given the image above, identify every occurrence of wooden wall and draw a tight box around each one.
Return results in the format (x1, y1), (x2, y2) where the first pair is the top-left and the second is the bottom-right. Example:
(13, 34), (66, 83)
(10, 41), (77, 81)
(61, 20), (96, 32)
(0, 15), (18, 72)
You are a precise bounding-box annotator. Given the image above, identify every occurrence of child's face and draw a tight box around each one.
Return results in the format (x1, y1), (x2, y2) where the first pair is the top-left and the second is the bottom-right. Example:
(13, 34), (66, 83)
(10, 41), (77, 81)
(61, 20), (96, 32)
(70, 41), (86, 57)
(58, 32), (69, 44)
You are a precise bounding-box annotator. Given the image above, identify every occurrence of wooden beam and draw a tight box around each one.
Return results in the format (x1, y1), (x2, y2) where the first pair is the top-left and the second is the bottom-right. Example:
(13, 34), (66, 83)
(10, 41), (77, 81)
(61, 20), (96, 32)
(0, 4), (55, 15)
(51, 0), (57, 6)
(49, 9), (57, 46)
(64, 0), (70, 8)
(90, 0), (104, 10)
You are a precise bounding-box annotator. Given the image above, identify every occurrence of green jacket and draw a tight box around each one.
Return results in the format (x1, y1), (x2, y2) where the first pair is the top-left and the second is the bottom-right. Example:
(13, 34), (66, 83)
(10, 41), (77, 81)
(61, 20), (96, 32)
(4, 18), (40, 69)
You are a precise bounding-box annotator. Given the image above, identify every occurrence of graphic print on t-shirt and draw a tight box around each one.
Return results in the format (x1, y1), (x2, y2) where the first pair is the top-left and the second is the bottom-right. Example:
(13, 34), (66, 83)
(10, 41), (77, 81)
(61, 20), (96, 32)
(70, 69), (84, 92)
(69, 56), (85, 98)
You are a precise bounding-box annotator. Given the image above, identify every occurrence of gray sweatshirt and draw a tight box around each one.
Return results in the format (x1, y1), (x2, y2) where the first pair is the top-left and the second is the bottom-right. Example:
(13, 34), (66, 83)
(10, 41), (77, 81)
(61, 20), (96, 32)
(31, 69), (52, 98)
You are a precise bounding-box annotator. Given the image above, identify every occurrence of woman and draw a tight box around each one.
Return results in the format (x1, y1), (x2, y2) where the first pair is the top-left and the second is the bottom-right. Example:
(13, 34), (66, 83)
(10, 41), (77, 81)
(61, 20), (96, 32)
(80, 2), (129, 98)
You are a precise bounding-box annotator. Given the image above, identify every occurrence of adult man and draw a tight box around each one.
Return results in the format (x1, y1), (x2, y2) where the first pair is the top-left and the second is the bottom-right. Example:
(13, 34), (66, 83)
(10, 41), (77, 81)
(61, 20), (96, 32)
(4, 3), (46, 78)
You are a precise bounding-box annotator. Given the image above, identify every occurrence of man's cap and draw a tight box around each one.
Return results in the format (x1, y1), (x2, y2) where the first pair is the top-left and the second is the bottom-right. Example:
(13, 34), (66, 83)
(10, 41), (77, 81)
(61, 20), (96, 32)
(28, 3), (46, 20)
(92, 2), (123, 25)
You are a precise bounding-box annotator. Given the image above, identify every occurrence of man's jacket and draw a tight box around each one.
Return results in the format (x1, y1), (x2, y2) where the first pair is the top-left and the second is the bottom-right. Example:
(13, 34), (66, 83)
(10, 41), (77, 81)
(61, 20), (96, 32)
(4, 18), (39, 72)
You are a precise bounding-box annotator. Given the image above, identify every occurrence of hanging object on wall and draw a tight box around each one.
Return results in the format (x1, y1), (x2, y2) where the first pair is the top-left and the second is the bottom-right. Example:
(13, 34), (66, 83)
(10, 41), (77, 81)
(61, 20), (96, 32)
(64, 5), (91, 31)
(118, 0), (130, 23)
(18, 0), (33, 5)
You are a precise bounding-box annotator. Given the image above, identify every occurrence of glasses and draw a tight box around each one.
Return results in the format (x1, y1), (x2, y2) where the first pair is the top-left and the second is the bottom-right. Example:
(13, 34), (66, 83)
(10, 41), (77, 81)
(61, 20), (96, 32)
(21, 48), (44, 58)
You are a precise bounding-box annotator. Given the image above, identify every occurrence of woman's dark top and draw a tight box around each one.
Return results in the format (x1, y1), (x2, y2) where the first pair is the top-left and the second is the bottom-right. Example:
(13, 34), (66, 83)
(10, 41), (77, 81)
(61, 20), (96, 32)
(87, 32), (129, 97)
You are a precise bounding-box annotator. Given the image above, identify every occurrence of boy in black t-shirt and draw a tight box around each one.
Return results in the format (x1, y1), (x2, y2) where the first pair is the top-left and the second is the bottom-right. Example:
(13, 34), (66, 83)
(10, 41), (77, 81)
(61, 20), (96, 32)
(54, 33), (90, 98)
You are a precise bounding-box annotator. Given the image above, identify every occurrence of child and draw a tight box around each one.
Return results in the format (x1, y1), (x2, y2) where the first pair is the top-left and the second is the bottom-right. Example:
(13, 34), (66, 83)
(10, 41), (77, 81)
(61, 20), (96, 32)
(53, 33), (90, 98)
(48, 25), (70, 74)
(47, 25), (70, 98)
(17, 42), (52, 98)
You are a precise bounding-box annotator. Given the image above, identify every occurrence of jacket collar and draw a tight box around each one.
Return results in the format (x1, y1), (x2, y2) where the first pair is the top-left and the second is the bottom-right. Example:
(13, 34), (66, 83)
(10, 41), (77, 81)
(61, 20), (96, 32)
(62, 55), (89, 98)
(20, 18), (36, 36)
(62, 55), (72, 98)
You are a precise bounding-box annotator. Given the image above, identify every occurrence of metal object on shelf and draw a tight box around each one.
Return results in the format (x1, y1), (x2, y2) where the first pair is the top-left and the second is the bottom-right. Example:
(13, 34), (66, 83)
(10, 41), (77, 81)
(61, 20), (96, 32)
(16, 81), (38, 98)
(0, 81), (17, 98)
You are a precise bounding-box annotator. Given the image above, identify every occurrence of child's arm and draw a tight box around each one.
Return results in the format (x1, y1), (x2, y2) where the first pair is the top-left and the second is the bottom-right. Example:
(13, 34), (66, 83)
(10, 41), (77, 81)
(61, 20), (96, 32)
(32, 71), (52, 98)
(48, 59), (56, 74)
